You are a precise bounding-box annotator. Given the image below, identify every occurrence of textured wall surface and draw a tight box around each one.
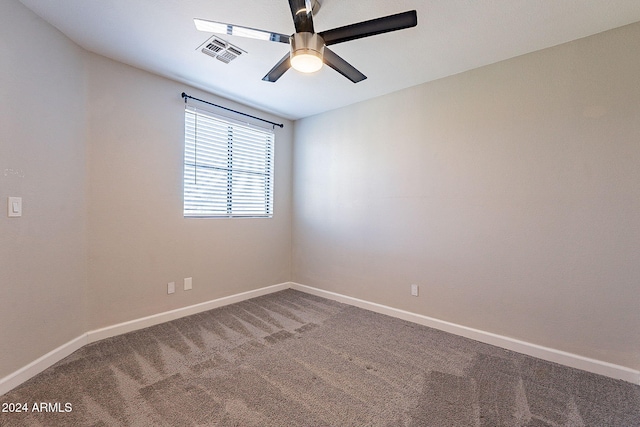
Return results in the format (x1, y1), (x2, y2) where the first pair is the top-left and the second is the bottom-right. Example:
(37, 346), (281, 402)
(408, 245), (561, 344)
(1, 0), (293, 380)
(293, 23), (640, 370)
(85, 54), (293, 330)
(0, 0), (89, 379)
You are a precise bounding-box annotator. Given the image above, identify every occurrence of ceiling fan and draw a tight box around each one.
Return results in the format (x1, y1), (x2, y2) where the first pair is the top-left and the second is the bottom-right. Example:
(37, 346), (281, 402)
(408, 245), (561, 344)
(194, 0), (417, 83)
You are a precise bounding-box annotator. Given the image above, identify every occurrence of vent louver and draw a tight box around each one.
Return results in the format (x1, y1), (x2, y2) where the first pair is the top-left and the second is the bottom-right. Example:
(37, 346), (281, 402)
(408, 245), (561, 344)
(201, 36), (246, 64)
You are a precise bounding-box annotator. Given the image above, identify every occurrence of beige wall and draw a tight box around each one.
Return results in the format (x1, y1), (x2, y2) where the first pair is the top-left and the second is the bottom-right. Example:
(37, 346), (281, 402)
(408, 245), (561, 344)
(85, 55), (293, 330)
(0, 1), (88, 378)
(1, 1), (292, 379)
(293, 23), (640, 370)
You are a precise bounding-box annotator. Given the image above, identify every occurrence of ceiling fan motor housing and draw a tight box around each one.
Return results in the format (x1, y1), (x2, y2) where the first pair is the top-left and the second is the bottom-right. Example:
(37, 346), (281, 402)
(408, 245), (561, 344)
(290, 32), (325, 72)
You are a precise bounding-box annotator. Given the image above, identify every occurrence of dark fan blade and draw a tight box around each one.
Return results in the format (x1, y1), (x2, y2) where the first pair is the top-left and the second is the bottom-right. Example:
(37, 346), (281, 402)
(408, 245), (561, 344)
(319, 10), (417, 46)
(262, 53), (292, 82)
(289, 0), (314, 33)
(194, 18), (290, 44)
(323, 48), (367, 83)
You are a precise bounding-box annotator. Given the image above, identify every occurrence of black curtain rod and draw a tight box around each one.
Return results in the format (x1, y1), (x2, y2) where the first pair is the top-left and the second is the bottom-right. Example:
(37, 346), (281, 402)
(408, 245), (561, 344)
(181, 92), (284, 129)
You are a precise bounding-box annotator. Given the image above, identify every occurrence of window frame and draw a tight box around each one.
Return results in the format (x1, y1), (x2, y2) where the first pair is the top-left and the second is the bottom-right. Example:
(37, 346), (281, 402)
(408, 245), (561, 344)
(183, 105), (275, 218)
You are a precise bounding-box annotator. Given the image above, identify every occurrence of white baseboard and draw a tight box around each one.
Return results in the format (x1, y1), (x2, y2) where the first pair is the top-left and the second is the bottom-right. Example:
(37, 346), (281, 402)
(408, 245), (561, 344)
(0, 334), (88, 396)
(0, 282), (290, 396)
(87, 282), (291, 343)
(3, 280), (638, 397)
(290, 282), (640, 385)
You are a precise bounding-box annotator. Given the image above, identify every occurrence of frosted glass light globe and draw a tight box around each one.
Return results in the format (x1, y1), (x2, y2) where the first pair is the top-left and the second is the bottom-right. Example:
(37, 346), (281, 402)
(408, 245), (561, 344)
(291, 52), (323, 73)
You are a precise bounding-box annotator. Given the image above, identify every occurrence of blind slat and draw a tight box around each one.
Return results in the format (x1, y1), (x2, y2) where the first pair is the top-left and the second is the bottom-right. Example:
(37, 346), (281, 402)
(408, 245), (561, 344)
(184, 108), (274, 218)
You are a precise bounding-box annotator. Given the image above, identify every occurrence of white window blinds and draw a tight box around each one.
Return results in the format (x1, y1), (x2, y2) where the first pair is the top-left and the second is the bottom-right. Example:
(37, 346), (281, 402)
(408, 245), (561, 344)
(184, 106), (274, 218)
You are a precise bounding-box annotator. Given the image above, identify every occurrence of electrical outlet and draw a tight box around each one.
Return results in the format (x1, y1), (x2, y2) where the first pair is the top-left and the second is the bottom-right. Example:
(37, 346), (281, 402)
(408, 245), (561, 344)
(411, 284), (419, 297)
(168, 282), (175, 294)
(184, 277), (192, 291)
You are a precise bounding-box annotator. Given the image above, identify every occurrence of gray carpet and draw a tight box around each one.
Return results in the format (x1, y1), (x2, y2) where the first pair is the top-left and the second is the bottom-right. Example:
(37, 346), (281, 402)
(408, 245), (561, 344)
(1, 289), (639, 426)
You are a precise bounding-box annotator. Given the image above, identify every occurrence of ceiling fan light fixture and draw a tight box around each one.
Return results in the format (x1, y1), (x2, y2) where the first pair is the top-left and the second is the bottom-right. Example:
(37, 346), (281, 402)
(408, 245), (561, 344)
(290, 32), (324, 73)
(291, 51), (323, 73)
(195, 3), (416, 83)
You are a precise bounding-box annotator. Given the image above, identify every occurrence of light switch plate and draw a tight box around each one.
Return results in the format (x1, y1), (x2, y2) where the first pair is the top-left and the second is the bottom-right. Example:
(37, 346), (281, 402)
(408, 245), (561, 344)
(184, 277), (192, 291)
(168, 282), (175, 294)
(8, 197), (22, 217)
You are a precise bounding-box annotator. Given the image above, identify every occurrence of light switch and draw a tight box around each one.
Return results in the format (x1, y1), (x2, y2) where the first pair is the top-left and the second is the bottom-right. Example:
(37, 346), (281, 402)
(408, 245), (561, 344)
(8, 197), (22, 217)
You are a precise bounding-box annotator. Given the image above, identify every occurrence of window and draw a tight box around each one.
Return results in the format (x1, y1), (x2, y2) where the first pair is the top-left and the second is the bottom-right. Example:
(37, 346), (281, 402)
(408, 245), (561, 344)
(184, 106), (274, 218)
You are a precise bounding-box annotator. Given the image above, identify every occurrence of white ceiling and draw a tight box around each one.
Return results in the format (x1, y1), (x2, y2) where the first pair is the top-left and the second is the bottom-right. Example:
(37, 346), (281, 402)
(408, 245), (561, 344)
(18, 0), (640, 120)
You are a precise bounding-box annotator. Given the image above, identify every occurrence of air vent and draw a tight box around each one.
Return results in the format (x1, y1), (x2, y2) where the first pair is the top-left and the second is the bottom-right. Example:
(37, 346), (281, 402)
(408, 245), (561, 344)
(200, 36), (246, 64)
